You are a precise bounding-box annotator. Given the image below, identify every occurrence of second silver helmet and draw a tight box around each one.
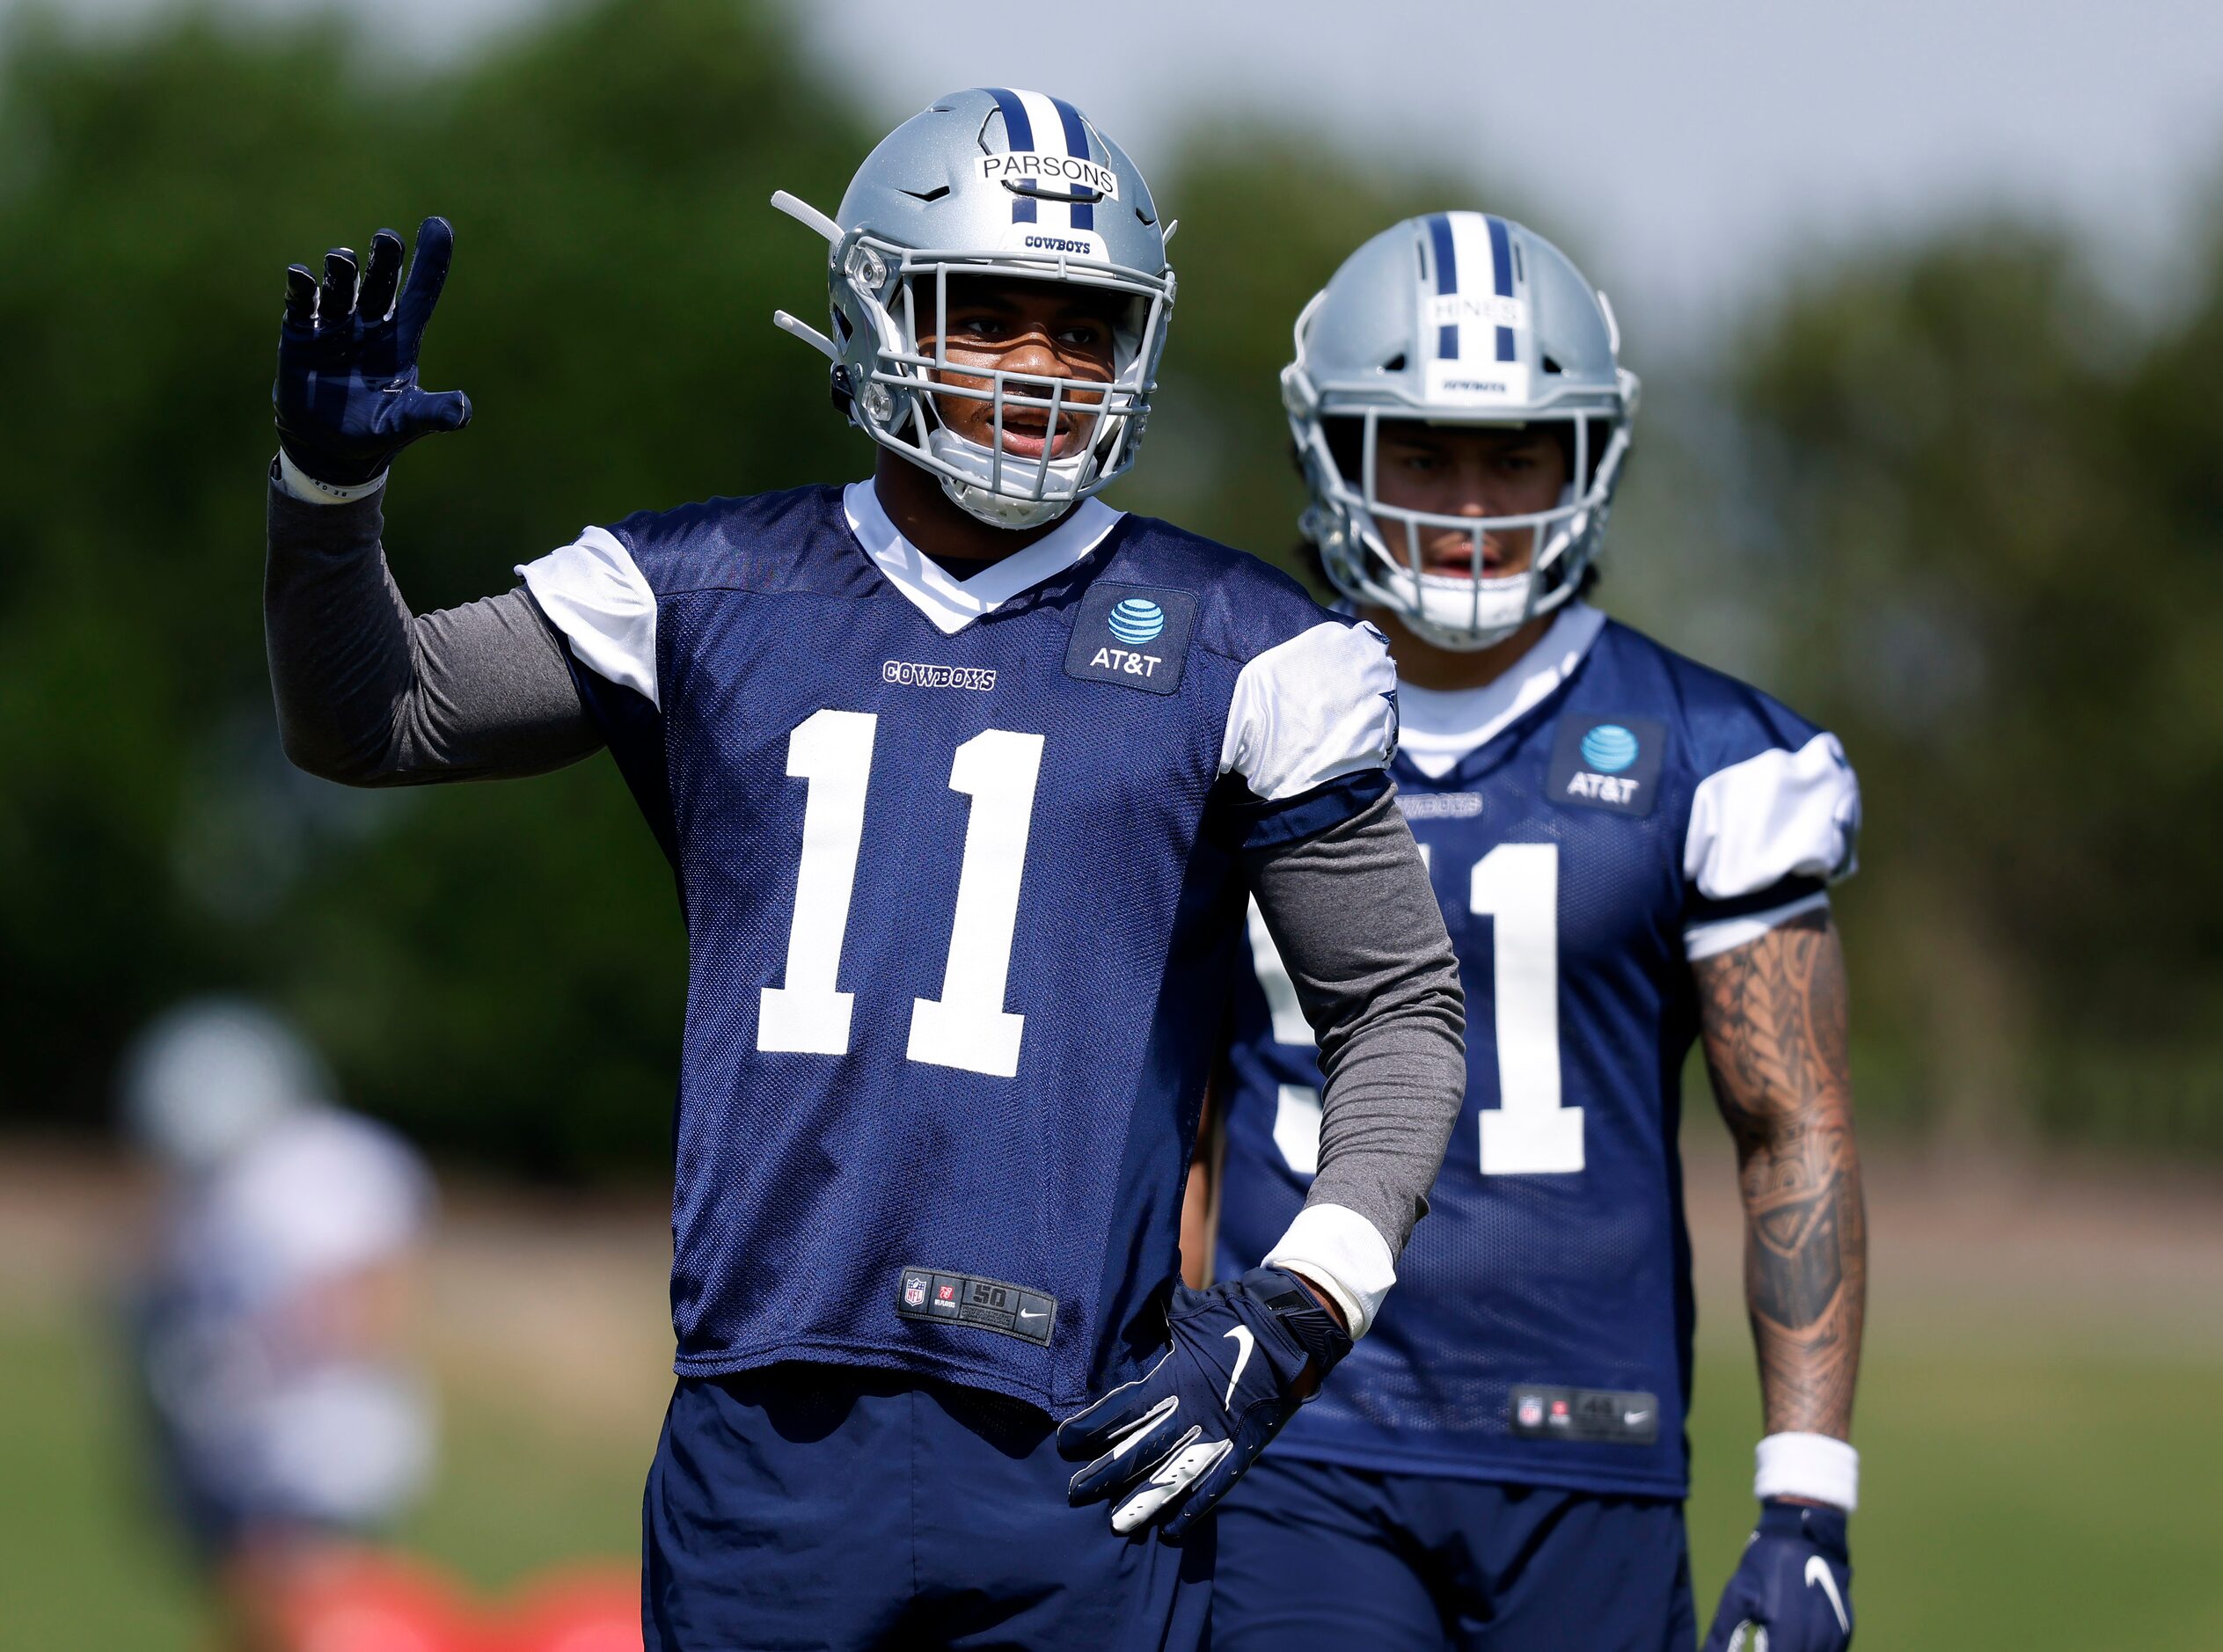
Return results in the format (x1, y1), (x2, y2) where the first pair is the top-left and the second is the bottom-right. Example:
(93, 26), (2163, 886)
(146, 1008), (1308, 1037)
(1284, 212), (1639, 648)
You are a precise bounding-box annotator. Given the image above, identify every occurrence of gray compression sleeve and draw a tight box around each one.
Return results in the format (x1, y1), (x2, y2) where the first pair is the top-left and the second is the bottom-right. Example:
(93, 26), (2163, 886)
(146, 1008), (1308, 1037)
(265, 475), (602, 785)
(1244, 788), (1466, 1256)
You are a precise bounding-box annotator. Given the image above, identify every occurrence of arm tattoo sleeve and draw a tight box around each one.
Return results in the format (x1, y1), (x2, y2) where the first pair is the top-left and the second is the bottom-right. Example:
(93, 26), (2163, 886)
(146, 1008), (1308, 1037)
(1696, 910), (1866, 1439)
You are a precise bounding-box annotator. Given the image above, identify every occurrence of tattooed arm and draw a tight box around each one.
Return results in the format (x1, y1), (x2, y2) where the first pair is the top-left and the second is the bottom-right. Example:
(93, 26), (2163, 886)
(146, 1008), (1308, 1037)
(1696, 908), (1866, 1445)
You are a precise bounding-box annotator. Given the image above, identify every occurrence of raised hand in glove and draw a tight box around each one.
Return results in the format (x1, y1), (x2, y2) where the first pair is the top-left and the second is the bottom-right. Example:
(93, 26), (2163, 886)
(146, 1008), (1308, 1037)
(273, 216), (472, 492)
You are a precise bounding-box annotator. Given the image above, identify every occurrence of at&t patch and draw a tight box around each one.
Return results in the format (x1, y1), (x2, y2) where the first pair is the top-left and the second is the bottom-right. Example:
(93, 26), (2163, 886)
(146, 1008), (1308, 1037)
(1547, 715), (1665, 817)
(1064, 583), (1196, 696)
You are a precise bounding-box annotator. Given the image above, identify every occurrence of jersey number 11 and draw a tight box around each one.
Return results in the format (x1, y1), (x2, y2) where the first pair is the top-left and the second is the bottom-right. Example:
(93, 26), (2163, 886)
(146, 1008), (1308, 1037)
(757, 708), (1043, 1079)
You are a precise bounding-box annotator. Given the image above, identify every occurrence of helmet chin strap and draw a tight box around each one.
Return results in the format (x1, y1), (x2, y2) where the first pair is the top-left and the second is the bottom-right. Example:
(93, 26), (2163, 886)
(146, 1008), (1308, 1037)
(926, 427), (1089, 530)
(937, 471), (1070, 530)
(1358, 476), (1586, 649)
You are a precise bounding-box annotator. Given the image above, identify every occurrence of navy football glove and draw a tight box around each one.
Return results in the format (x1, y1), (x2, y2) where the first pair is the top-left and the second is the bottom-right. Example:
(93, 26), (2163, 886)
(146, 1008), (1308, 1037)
(273, 216), (472, 488)
(1703, 1500), (1854, 1651)
(1057, 1266), (1350, 1541)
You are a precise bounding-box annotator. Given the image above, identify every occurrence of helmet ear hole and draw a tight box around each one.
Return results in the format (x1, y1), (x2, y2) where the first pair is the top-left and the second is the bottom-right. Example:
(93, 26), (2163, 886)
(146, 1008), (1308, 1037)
(1321, 416), (1366, 479)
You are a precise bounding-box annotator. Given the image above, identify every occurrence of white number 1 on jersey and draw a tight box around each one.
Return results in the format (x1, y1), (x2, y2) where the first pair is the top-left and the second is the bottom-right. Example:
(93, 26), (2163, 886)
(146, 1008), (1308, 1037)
(1469, 843), (1583, 1174)
(757, 710), (1044, 1078)
(1246, 840), (1583, 1176)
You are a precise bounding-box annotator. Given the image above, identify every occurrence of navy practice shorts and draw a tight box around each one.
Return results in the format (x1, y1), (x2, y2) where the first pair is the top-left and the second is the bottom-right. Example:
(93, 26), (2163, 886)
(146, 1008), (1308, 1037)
(643, 1364), (1213, 1651)
(1211, 1452), (1694, 1652)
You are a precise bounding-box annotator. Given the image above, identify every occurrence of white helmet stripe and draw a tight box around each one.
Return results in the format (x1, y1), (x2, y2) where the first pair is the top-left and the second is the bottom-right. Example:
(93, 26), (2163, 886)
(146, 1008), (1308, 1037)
(1012, 87), (1091, 231)
(1428, 212), (1520, 366)
(984, 87), (1099, 234)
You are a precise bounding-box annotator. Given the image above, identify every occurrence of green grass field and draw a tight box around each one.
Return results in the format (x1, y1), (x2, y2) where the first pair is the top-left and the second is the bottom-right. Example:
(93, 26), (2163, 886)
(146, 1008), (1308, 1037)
(7, 1151), (2222, 1649)
(9, 1307), (2221, 1649)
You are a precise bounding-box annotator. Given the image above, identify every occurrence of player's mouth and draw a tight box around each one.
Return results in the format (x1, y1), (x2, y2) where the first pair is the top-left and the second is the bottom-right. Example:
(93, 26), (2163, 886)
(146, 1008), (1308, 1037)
(1421, 537), (1512, 577)
(997, 413), (1089, 461)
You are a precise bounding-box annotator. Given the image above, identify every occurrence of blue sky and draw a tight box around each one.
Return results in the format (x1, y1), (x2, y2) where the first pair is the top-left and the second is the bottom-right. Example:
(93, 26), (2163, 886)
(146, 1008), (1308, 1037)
(14, 0), (2223, 333)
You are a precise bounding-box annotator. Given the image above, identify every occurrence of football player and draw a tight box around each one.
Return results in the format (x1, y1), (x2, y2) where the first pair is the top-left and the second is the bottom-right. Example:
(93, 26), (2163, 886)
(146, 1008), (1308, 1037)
(119, 999), (436, 1651)
(260, 92), (1467, 1648)
(1194, 214), (1866, 1650)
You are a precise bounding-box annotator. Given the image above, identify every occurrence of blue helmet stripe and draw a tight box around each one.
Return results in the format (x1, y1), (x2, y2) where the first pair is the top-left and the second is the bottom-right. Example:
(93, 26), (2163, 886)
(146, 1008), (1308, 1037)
(1485, 214), (1516, 362)
(1049, 95), (1095, 230)
(1427, 213), (1459, 360)
(984, 87), (1039, 224)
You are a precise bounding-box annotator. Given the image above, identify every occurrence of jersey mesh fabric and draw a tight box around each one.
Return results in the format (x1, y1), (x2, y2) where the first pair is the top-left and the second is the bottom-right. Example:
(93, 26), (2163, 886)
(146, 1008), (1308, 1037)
(1217, 620), (1844, 1498)
(559, 486), (1379, 1414)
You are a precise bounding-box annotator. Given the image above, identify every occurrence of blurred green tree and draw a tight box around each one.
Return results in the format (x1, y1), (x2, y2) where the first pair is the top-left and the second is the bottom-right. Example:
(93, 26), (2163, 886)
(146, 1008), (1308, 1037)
(1724, 224), (2223, 1151)
(0, 5), (1476, 1175)
(0, 1), (867, 1172)
(0, 0), (2214, 1172)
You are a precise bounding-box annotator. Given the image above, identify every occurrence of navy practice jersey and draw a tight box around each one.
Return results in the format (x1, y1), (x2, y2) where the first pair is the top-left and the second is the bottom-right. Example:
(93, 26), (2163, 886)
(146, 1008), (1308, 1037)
(1216, 604), (1860, 1498)
(518, 482), (1396, 1414)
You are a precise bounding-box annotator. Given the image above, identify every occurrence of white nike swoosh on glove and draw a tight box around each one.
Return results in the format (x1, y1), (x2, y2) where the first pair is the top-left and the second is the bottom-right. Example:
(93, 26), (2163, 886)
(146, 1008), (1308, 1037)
(1223, 1326), (1255, 1410)
(1805, 1554), (1850, 1634)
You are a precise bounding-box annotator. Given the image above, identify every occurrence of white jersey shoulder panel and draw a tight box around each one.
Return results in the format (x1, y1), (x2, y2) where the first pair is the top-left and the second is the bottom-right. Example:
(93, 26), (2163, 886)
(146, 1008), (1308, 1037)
(1684, 732), (1861, 902)
(1220, 620), (1398, 801)
(516, 525), (661, 709)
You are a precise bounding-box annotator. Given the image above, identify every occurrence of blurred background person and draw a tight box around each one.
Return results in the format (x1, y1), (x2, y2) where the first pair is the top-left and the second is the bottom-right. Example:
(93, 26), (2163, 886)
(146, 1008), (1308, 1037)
(120, 998), (439, 1649)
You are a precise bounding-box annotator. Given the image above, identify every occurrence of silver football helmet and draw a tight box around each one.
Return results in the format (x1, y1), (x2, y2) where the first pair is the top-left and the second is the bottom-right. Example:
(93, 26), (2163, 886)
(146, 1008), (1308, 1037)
(773, 88), (1175, 530)
(1284, 213), (1639, 649)
(120, 998), (332, 1173)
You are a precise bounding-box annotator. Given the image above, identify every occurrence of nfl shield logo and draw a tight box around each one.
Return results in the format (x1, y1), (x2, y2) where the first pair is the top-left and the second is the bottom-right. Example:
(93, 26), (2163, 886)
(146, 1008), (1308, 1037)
(903, 1276), (927, 1308)
(1517, 1393), (1545, 1429)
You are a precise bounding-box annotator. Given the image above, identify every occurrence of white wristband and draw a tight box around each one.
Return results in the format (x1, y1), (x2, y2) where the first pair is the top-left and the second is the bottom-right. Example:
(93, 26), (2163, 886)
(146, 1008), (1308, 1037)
(1754, 1431), (1859, 1511)
(1261, 1202), (1397, 1340)
(276, 448), (388, 506)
